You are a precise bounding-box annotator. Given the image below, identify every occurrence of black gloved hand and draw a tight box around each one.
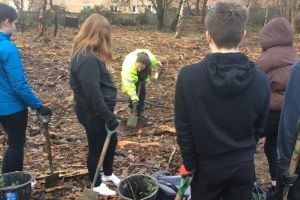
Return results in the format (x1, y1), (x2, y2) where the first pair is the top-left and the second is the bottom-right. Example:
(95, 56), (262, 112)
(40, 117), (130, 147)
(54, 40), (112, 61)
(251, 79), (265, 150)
(106, 116), (120, 131)
(280, 169), (298, 187)
(37, 105), (52, 116)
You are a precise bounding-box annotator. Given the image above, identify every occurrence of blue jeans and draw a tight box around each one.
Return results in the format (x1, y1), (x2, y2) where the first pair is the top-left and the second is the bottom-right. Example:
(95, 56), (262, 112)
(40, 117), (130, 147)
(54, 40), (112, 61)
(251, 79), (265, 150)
(75, 107), (118, 186)
(0, 109), (28, 173)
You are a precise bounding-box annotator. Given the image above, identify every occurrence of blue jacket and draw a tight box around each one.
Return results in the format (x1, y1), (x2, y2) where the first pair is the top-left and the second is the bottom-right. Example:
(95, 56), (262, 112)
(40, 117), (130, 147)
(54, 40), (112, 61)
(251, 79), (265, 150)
(277, 60), (300, 170)
(0, 32), (41, 115)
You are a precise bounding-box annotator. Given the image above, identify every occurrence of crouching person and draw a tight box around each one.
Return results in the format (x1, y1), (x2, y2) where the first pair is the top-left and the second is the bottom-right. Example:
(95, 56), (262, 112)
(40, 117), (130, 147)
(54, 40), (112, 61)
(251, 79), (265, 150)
(121, 49), (161, 118)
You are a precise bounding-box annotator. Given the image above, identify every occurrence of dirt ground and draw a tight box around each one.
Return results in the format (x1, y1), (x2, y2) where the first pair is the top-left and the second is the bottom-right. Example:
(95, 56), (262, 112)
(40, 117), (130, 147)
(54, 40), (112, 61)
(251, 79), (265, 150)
(1, 26), (300, 199)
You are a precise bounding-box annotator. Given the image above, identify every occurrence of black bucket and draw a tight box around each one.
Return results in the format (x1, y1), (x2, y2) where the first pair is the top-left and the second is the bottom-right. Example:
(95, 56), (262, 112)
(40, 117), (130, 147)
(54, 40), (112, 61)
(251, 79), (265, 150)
(0, 171), (33, 200)
(117, 174), (159, 200)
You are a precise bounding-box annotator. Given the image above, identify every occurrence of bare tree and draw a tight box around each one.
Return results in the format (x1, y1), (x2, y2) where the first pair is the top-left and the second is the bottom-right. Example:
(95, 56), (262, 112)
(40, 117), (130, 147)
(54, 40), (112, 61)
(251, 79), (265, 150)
(170, 0), (183, 32)
(264, 6), (269, 25)
(195, 0), (200, 15)
(279, 0), (299, 26)
(246, 0), (251, 8)
(200, 0), (208, 24)
(13, 0), (24, 10)
(35, 0), (66, 40)
(35, 0), (47, 41)
(150, 0), (165, 30)
(150, 0), (173, 31)
(174, 0), (185, 38)
(49, 0), (60, 37)
(12, 0), (26, 32)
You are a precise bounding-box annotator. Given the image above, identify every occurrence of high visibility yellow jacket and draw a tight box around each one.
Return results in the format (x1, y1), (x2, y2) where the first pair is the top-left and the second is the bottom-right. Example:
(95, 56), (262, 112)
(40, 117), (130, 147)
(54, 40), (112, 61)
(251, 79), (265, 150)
(121, 49), (158, 102)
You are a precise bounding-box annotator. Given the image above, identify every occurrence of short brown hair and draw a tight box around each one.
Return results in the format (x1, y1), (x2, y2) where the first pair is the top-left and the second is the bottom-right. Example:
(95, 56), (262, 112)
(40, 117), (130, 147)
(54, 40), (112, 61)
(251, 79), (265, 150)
(205, 1), (248, 49)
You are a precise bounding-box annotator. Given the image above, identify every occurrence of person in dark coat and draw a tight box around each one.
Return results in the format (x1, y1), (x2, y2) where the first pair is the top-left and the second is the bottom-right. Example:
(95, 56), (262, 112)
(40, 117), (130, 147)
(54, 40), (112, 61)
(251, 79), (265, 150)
(175, 2), (270, 200)
(69, 14), (120, 196)
(256, 17), (298, 197)
(275, 61), (300, 200)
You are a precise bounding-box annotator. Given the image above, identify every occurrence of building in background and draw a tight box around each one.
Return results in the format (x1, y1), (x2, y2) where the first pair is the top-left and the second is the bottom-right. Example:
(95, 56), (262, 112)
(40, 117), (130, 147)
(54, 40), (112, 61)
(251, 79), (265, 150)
(4, 0), (281, 13)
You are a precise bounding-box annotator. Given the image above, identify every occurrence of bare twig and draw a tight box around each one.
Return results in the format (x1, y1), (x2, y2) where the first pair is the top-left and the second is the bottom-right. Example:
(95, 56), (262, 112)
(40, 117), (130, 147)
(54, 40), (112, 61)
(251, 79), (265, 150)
(145, 100), (173, 109)
(166, 146), (177, 171)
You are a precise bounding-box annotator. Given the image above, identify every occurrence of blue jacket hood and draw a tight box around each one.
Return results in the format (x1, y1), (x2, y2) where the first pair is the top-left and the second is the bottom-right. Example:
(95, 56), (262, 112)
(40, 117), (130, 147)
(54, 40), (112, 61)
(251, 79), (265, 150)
(0, 32), (11, 41)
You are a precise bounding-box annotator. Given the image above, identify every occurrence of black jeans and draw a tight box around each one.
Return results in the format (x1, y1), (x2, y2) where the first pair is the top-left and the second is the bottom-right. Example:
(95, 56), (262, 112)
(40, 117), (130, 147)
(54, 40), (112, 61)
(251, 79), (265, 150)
(0, 109), (28, 173)
(128, 80), (146, 112)
(191, 160), (254, 200)
(260, 110), (281, 181)
(75, 107), (118, 187)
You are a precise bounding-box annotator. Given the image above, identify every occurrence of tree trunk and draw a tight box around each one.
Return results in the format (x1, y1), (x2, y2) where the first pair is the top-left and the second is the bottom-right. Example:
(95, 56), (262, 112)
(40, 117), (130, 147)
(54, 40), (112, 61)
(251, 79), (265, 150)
(35, 0), (48, 41)
(170, 0), (183, 32)
(156, 0), (165, 31)
(54, 11), (58, 37)
(264, 6), (269, 25)
(174, 0), (185, 38)
(201, 0), (208, 24)
(279, 0), (298, 27)
(50, 1), (59, 37)
(13, 0), (26, 32)
(195, 0), (200, 15)
(246, 0), (251, 8)
(136, 14), (141, 30)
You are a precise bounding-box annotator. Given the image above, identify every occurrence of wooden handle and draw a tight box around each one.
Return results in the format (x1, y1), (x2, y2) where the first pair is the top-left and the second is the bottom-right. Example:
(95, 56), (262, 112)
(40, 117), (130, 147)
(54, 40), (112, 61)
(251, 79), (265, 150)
(96, 137), (110, 168)
(91, 131), (115, 188)
(174, 194), (182, 200)
(43, 124), (54, 173)
(283, 118), (300, 200)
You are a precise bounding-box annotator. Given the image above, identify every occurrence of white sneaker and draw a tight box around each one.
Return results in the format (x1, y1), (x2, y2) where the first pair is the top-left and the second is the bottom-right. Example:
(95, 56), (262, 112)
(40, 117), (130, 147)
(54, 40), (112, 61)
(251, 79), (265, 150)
(102, 174), (121, 185)
(31, 179), (36, 189)
(93, 183), (116, 196)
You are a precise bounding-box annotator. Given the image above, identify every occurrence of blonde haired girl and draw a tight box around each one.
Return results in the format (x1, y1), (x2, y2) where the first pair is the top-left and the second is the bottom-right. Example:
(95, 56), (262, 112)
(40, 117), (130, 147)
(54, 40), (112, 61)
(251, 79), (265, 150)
(69, 14), (120, 196)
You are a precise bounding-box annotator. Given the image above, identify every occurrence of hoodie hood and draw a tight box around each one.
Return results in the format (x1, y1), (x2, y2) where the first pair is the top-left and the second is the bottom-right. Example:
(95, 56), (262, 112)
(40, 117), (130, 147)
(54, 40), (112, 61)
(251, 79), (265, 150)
(205, 52), (255, 96)
(259, 17), (293, 51)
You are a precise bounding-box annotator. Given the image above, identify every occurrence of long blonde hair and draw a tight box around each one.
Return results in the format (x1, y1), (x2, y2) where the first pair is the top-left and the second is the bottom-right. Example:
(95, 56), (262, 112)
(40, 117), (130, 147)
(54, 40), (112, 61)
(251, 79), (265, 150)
(72, 14), (112, 68)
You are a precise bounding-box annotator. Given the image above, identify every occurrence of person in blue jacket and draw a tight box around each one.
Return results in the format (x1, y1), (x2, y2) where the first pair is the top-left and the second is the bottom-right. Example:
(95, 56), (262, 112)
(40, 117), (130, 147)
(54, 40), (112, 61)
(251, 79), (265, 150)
(0, 3), (52, 174)
(276, 61), (300, 200)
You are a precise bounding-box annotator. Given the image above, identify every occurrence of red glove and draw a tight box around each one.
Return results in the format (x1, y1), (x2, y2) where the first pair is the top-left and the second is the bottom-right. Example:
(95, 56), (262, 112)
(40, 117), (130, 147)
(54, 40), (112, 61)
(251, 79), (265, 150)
(179, 165), (193, 177)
